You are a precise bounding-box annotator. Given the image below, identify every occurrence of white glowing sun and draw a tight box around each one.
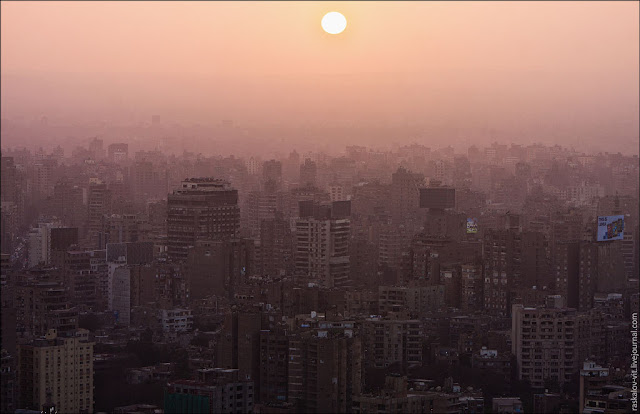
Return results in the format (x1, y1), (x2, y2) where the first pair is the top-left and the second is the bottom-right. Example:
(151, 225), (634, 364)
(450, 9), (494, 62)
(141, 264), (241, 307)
(321, 12), (347, 35)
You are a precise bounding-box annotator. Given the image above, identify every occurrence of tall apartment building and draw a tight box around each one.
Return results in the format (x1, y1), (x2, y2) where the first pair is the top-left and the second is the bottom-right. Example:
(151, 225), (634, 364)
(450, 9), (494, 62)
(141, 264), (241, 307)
(460, 264), (483, 313)
(1, 202), (19, 254)
(15, 282), (78, 337)
(28, 220), (62, 268)
(511, 298), (604, 389)
(379, 225), (411, 271)
(288, 328), (362, 413)
(51, 180), (86, 229)
(17, 329), (94, 413)
(216, 311), (263, 389)
(131, 161), (167, 203)
(259, 328), (289, 404)
(299, 158), (317, 187)
(32, 159), (57, 202)
(259, 215), (292, 277)
(362, 317), (423, 369)
(185, 239), (253, 300)
(520, 231), (551, 289)
(167, 178), (240, 261)
(483, 229), (522, 316)
(87, 181), (111, 248)
(52, 250), (97, 309)
(244, 190), (284, 238)
(262, 160), (282, 187)
(554, 240), (626, 311)
(295, 200), (351, 288)
(391, 167), (424, 224)
(109, 265), (131, 325)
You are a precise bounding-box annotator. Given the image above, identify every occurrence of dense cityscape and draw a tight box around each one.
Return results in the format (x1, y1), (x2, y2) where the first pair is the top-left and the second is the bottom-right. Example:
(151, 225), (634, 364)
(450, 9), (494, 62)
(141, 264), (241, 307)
(2, 1), (639, 413)
(0, 136), (638, 413)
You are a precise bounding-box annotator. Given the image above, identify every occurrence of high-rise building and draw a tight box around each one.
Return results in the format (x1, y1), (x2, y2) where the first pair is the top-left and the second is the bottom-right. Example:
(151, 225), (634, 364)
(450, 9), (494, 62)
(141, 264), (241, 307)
(28, 220), (62, 268)
(1, 350), (16, 414)
(216, 312), (263, 389)
(244, 191), (284, 238)
(460, 264), (483, 313)
(259, 215), (292, 277)
(391, 167), (424, 224)
(87, 181), (111, 249)
(362, 316), (423, 369)
(88, 138), (105, 160)
(259, 328), (289, 404)
(1, 157), (19, 205)
(167, 178), (240, 261)
(288, 328), (361, 413)
(299, 159), (317, 187)
(32, 159), (57, 202)
(51, 180), (86, 229)
(1, 202), (18, 254)
(520, 231), (551, 289)
(131, 161), (167, 204)
(512, 299), (604, 389)
(483, 229), (522, 316)
(262, 160), (282, 187)
(52, 250), (97, 309)
(295, 200), (351, 288)
(15, 282), (78, 338)
(185, 239), (252, 300)
(109, 265), (131, 325)
(17, 329), (94, 413)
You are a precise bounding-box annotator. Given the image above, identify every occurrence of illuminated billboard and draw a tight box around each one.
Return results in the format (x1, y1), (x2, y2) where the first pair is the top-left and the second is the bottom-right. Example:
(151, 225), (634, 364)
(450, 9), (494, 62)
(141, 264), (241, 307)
(466, 218), (479, 234)
(597, 215), (624, 241)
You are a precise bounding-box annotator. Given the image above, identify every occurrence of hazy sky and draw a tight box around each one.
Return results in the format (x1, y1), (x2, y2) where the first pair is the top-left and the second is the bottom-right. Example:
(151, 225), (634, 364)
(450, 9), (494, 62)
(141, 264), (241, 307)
(1, 1), (638, 152)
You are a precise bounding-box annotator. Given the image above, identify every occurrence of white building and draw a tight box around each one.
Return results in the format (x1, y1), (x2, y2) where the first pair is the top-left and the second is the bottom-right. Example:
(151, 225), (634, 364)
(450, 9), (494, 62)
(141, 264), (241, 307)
(159, 308), (193, 333)
(28, 220), (61, 268)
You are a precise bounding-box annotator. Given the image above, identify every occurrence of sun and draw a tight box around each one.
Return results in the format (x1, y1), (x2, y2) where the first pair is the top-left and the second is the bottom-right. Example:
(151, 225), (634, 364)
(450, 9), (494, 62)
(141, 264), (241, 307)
(321, 12), (347, 35)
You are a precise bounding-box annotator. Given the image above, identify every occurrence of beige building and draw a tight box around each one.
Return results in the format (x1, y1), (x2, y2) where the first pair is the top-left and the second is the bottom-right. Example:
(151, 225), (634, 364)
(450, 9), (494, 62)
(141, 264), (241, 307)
(512, 298), (604, 389)
(18, 328), (94, 413)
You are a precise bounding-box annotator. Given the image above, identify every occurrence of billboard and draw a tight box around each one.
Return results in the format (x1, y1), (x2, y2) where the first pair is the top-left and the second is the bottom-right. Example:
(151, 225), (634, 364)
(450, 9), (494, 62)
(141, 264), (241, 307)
(597, 215), (624, 241)
(466, 218), (479, 234)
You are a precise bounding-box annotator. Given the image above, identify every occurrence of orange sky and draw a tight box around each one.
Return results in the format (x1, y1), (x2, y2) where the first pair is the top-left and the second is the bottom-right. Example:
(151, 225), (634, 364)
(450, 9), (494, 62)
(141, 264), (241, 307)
(1, 1), (638, 150)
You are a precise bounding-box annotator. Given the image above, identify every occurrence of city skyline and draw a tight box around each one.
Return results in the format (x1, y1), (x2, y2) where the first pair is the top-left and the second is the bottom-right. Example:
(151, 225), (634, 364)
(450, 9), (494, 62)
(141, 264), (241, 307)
(1, 2), (638, 413)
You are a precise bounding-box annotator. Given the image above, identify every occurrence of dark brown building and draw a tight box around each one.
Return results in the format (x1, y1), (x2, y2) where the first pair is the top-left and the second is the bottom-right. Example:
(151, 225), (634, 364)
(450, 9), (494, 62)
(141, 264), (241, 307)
(167, 178), (240, 261)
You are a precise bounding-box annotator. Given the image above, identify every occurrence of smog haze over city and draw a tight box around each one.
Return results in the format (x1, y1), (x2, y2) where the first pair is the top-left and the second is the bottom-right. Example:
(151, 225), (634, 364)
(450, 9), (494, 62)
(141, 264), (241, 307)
(1, 1), (639, 155)
(0, 2), (639, 414)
